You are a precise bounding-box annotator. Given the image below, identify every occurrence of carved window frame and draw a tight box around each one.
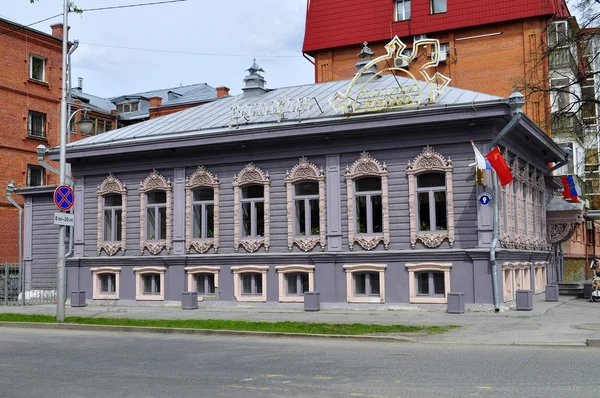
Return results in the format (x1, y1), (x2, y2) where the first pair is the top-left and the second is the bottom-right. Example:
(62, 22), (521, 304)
(343, 264), (387, 303)
(97, 174), (127, 256)
(275, 265), (315, 303)
(285, 157), (326, 252)
(185, 167), (220, 254)
(91, 267), (121, 300)
(233, 163), (271, 253)
(133, 266), (165, 301)
(407, 146), (454, 249)
(185, 266), (220, 299)
(139, 170), (172, 255)
(345, 152), (390, 251)
(231, 265), (268, 302)
(405, 262), (452, 304)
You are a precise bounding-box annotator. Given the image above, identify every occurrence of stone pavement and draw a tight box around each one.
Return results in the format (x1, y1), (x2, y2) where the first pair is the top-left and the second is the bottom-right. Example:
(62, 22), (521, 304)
(1, 295), (600, 347)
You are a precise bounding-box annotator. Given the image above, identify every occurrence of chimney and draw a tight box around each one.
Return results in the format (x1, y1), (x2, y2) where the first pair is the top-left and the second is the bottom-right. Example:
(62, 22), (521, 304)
(149, 96), (163, 107)
(355, 42), (379, 82)
(216, 86), (230, 98)
(50, 23), (67, 39)
(242, 59), (267, 98)
(77, 77), (83, 90)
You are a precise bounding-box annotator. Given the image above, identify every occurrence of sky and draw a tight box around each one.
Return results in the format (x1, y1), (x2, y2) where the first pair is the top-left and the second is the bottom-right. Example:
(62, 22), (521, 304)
(1, 0), (314, 99)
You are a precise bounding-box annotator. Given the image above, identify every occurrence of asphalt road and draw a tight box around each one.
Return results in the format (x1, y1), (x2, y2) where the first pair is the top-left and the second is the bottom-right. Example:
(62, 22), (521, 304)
(0, 328), (598, 398)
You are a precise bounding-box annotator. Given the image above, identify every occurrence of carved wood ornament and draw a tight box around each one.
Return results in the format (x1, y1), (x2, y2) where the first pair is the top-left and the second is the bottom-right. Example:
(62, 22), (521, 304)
(97, 174), (127, 256)
(345, 152), (390, 251)
(285, 157), (326, 252)
(233, 163), (271, 253)
(406, 146), (454, 249)
(139, 170), (172, 255)
(185, 167), (220, 254)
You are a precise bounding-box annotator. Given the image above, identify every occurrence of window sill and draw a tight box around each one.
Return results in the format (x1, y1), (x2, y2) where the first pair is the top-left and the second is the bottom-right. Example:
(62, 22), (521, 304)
(25, 135), (48, 142)
(236, 295), (266, 302)
(279, 296), (305, 303)
(27, 78), (49, 88)
(135, 295), (164, 301)
(410, 296), (447, 304)
(93, 294), (119, 300)
(347, 296), (384, 304)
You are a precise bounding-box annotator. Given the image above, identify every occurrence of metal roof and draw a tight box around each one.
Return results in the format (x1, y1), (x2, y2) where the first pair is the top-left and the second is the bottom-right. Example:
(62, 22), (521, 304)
(109, 83), (217, 107)
(71, 88), (116, 114)
(66, 74), (502, 150)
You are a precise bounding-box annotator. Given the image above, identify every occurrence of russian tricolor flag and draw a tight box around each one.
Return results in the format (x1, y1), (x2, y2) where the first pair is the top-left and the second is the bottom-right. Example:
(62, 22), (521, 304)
(561, 175), (579, 203)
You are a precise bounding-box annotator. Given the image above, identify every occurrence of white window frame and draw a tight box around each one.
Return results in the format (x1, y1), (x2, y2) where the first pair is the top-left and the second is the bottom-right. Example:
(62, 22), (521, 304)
(133, 266), (165, 301)
(343, 264), (387, 303)
(430, 0), (446, 14)
(407, 146), (454, 249)
(29, 54), (46, 81)
(231, 265), (268, 302)
(139, 170), (172, 255)
(28, 110), (46, 138)
(185, 167), (220, 254)
(97, 174), (127, 256)
(275, 265), (315, 303)
(396, 0), (411, 21)
(405, 262), (452, 304)
(285, 157), (326, 252)
(185, 266), (220, 299)
(233, 163), (271, 253)
(346, 152), (390, 251)
(415, 173), (448, 233)
(91, 267), (121, 300)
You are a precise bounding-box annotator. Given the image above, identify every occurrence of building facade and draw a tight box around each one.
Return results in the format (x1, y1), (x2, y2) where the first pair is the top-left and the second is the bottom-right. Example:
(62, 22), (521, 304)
(19, 53), (577, 308)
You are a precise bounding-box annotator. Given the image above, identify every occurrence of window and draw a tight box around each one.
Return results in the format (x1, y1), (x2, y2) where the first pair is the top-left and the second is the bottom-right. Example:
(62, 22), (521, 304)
(396, 0), (410, 20)
(285, 157), (326, 252)
(550, 78), (571, 112)
(431, 0), (446, 14)
(117, 102), (139, 113)
(185, 266), (220, 299)
(275, 265), (315, 302)
(139, 171), (172, 255)
(29, 55), (45, 81)
(548, 21), (568, 47)
(97, 174), (127, 256)
(405, 262), (452, 303)
(185, 167), (220, 254)
(416, 173), (447, 232)
(27, 165), (44, 187)
(343, 264), (387, 303)
(233, 163), (271, 253)
(407, 146), (454, 248)
(83, 118), (112, 136)
(91, 267), (121, 300)
(231, 266), (268, 302)
(28, 111), (46, 138)
(134, 267), (165, 301)
(581, 76), (597, 125)
(345, 152), (390, 250)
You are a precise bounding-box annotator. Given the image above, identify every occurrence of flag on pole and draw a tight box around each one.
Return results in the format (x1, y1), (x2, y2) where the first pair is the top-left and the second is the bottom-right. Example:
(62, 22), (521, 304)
(561, 175), (579, 203)
(471, 141), (492, 170)
(485, 147), (513, 186)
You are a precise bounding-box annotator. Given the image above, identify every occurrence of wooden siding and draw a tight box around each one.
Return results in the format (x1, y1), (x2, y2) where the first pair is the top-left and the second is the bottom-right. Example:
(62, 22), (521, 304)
(31, 195), (58, 262)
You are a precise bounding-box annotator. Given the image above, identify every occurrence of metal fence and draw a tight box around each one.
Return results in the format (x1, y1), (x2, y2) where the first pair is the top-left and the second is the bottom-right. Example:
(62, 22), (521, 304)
(0, 262), (57, 306)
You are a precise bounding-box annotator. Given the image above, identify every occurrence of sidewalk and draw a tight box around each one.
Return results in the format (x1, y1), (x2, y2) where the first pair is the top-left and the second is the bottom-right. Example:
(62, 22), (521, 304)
(1, 295), (600, 347)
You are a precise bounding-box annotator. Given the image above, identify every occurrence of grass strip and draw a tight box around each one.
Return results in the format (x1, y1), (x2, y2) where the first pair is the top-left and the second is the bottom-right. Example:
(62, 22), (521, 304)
(0, 313), (457, 335)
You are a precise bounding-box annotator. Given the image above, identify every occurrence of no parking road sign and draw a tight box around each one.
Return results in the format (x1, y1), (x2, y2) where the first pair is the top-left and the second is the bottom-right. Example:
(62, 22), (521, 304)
(54, 185), (75, 211)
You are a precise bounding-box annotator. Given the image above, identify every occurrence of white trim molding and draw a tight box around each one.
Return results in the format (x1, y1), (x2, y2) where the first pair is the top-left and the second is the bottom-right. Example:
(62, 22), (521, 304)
(275, 265), (315, 303)
(90, 267), (121, 300)
(97, 174), (127, 256)
(345, 152), (390, 251)
(133, 266), (166, 301)
(185, 266), (220, 298)
(285, 157), (326, 252)
(231, 265), (269, 302)
(233, 163), (271, 253)
(139, 170), (172, 255)
(185, 167), (220, 254)
(405, 262), (452, 304)
(343, 263), (387, 303)
(406, 146), (454, 249)
(533, 261), (547, 294)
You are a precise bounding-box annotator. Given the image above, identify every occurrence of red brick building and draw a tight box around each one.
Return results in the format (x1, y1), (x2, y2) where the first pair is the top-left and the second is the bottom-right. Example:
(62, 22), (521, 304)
(0, 17), (67, 261)
(302, 0), (571, 131)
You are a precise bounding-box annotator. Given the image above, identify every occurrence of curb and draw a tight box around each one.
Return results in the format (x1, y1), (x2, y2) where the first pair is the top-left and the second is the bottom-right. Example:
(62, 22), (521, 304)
(587, 339), (600, 347)
(0, 321), (415, 343)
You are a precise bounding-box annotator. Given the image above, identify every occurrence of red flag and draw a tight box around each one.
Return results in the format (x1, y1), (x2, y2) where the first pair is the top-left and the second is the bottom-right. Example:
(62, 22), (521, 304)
(485, 147), (513, 186)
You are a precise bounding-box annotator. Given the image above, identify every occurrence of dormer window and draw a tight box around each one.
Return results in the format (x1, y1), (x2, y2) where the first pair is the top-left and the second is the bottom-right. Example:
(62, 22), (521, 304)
(117, 102), (139, 113)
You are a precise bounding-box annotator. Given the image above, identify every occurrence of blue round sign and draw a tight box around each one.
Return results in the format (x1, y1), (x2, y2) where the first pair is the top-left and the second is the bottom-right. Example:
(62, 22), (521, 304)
(54, 185), (75, 211)
(478, 193), (492, 206)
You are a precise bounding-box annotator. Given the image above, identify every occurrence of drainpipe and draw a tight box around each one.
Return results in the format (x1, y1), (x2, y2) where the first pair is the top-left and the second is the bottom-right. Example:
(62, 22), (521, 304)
(489, 91), (526, 312)
(66, 40), (79, 144)
(6, 183), (23, 305)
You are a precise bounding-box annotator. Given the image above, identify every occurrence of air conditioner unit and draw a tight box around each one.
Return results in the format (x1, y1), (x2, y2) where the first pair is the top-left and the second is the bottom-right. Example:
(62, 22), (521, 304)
(432, 44), (449, 62)
(414, 34), (427, 42)
(395, 58), (409, 68)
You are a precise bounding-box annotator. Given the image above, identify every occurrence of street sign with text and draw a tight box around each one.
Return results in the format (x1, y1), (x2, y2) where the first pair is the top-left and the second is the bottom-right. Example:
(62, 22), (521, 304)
(54, 212), (74, 226)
